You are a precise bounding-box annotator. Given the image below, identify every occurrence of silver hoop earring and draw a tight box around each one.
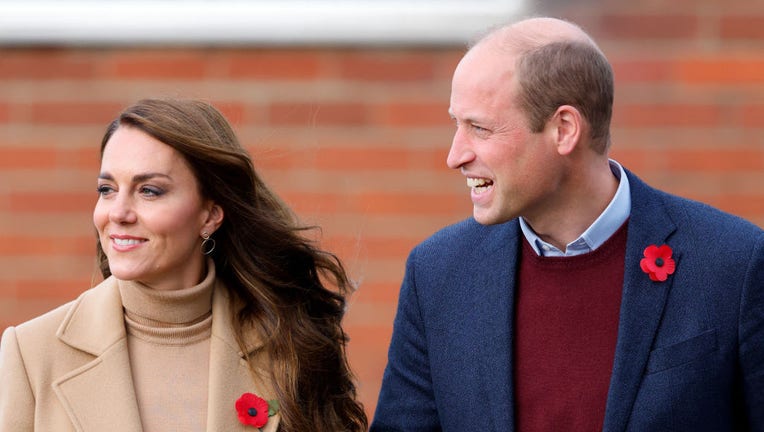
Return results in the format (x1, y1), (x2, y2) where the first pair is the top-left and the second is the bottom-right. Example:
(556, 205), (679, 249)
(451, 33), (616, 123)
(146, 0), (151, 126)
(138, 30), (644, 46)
(201, 231), (216, 255)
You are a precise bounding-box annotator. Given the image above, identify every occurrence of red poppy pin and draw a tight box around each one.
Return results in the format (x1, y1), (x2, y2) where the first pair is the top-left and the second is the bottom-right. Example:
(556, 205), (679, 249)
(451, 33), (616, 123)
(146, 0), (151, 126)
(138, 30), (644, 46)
(235, 392), (279, 428)
(640, 244), (676, 282)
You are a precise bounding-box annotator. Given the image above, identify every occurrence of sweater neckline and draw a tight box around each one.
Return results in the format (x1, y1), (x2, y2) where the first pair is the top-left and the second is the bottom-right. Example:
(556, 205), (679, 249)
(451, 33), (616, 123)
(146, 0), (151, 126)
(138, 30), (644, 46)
(118, 259), (216, 327)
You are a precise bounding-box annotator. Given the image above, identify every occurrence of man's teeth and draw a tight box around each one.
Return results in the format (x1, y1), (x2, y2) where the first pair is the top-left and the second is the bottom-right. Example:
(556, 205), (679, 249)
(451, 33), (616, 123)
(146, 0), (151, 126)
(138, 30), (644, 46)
(467, 177), (493, 193)
(114, 238), (142, 246)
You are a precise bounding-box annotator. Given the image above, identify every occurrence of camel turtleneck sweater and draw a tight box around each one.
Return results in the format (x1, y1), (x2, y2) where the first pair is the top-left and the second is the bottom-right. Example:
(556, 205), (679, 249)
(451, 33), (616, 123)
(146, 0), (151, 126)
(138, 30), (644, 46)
(118, 263), (216, 432)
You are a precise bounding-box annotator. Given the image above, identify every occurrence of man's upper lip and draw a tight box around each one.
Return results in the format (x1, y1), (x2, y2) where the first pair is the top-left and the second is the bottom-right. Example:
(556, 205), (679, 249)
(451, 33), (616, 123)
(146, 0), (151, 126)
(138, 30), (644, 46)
(463, 173), (492, 180)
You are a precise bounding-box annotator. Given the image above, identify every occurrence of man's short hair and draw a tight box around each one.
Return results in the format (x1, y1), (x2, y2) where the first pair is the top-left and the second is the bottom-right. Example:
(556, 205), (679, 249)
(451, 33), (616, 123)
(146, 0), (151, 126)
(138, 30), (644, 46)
(515, 41), (614, 153)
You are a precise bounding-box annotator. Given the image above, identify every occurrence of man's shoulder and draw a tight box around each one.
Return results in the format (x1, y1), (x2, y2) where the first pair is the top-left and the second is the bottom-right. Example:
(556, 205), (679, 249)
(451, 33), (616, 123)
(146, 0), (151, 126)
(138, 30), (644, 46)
(628, 169), (763, 240)
(410, 217), (520, 262)
(650, 187), (761, 239)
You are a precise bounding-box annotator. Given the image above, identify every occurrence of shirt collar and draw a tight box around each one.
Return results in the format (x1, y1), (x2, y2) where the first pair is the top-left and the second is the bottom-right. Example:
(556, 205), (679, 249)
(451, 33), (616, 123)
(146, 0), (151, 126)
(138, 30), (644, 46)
(519, 160), (631, 257)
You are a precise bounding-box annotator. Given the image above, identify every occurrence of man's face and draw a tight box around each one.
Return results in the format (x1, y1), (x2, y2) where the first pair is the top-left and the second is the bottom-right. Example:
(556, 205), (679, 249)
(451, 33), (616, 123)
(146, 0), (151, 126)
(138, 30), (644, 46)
(447, 44), (564, 226)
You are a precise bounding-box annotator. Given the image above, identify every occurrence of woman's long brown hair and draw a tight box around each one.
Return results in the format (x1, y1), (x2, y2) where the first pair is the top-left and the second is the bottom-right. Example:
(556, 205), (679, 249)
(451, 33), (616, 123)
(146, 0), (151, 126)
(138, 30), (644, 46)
(96, 98), (367, 431)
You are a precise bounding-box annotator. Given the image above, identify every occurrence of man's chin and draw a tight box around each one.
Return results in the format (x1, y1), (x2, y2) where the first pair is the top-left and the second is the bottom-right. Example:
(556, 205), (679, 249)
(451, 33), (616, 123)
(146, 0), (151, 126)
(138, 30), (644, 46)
(472, 208), (514, 226)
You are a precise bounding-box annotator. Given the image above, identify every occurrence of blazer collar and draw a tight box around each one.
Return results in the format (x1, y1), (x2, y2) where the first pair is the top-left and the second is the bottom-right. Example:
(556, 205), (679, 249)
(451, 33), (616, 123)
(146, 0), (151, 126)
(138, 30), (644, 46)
(53, 277), (280, 432)
(602, 170), (679, 432)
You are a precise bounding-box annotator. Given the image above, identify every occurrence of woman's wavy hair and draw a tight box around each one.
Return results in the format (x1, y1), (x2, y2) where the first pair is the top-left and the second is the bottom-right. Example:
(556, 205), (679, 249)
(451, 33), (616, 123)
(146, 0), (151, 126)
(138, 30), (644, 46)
(97, 98), (367, 431)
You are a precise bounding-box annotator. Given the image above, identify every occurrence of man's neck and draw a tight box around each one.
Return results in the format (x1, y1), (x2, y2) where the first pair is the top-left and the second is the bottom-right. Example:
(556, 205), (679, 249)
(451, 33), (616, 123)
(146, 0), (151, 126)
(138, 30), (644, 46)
(524, 160), (619, 251)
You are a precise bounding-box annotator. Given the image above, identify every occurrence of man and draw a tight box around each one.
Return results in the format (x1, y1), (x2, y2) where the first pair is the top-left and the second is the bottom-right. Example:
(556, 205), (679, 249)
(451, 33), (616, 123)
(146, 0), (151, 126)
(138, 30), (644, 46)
(371, 17), (763, 431)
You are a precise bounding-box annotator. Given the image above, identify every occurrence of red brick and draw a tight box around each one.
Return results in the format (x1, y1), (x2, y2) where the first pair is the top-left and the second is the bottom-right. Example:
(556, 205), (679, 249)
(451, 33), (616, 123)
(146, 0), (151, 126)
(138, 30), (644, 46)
(250, 148), (305, 170)
(269, 102), (369, 126)
(14, 278), (91, 300)
(109, 51), (208, 79)
(741, 105), (764, 127)
(324, 235), (417, 260)
(356, 192), (466, 215)
(418, 148), (452, 170)
(0, 49), (96, 79)
(613, 104), (723, 127)
(207, 101), (249, 126)
(610, 146), (673, 172)
(375, 102), (451, 127)
(225, 50), (324, 79)
(664, 148), (764, 172)
(0, 298), (76, 327)
(0, 103), (9, 123)
(720, 16), (764, 39)
(29, 102), (124, 125)
(351, 281), (400, 303)
(709, 194), (764, 218)
(611, 59), (673, 83)
(0, 235), (93, 256)
(677, 57), (764, 84)
(0, 148), (57, 169)
(314, 147), (410, 170)
(598, 14), (699, 39)
(9, 192), (95, 212)
(279, 191), (344, 214)
(339, 51), (438, 81)
(67, 148), (102, 169)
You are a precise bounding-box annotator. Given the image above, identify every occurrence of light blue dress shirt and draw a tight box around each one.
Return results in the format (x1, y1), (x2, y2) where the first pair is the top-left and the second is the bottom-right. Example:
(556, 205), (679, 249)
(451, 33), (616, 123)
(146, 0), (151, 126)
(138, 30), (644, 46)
(519, 160), (631, 257)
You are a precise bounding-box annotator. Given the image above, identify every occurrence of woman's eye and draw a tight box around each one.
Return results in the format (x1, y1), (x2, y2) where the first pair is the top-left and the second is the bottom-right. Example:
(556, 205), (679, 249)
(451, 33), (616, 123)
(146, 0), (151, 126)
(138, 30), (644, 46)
(139, 186), (164, 197)
(96, 185), (114, 196)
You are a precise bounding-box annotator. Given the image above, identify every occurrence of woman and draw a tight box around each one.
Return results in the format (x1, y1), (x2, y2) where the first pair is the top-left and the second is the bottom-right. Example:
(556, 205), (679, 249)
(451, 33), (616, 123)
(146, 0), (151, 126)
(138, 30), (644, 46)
(0, 98), (368, 431)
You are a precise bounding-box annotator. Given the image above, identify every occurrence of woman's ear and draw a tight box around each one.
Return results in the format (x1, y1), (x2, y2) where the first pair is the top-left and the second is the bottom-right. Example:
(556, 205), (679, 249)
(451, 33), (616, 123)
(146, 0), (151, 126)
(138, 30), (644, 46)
(202, 202), (224, 235)
(552, 105), (582, 156)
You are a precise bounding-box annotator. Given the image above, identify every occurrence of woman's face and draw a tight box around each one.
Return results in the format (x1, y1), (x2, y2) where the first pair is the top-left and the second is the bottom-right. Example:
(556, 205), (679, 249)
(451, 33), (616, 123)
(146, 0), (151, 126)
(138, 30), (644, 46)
(93, 126), (223, 291)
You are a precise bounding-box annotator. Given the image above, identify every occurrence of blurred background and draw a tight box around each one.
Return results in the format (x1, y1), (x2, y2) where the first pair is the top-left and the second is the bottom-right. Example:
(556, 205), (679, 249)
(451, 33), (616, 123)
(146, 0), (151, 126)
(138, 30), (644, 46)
(1, 0), (762, 420)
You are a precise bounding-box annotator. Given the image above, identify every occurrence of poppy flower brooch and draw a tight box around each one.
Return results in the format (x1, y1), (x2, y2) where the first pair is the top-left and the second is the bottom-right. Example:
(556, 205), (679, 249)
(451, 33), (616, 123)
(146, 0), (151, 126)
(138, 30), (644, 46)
(235, 392), (279, 428)
(640, 244), (676, 282)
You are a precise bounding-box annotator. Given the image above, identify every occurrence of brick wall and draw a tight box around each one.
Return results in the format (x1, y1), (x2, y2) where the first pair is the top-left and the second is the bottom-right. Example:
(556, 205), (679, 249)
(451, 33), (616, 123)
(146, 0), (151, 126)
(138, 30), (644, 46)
(1, 0), (762, 420)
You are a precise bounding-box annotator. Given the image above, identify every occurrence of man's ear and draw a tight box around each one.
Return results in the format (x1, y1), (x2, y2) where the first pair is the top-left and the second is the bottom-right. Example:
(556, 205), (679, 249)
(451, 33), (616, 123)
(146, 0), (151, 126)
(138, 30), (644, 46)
(551, 105), (582, 156)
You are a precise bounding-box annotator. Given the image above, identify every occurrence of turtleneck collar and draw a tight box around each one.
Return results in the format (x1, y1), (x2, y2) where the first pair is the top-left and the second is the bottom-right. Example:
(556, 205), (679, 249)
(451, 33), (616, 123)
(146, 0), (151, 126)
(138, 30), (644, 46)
(118, 258), (216, 326)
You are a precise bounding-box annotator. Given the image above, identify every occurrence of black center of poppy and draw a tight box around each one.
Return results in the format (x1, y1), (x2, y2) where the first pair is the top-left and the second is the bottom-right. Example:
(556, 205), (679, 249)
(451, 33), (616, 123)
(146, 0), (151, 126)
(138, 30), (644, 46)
(655, 258), (664, 267)
(248, 408), (258, 417)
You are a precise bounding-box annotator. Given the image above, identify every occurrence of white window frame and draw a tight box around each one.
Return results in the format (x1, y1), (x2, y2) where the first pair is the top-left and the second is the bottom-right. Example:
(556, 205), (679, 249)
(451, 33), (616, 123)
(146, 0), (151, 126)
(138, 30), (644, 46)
(0, 0), (525, 46)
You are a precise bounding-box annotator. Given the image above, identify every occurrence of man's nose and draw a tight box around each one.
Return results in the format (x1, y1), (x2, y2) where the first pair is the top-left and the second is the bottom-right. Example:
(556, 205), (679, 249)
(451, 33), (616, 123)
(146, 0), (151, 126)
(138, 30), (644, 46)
(446, 127), (475, 169)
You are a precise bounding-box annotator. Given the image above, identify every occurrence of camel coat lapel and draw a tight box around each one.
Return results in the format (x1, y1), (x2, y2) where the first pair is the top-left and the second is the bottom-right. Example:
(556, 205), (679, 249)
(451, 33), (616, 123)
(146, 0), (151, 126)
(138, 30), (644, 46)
(52, 277), (143, 432)
(50, 277), (280, 432)
(207, 287), (281, 432)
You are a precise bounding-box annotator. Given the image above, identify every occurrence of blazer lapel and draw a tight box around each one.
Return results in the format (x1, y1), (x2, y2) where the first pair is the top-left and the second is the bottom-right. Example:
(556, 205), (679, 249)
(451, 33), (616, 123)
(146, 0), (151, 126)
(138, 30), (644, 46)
(52, 277), (143, 432)
(207, 285), (280, 432)
(472, 221), (520, 431)
(602, 172), (679, 432)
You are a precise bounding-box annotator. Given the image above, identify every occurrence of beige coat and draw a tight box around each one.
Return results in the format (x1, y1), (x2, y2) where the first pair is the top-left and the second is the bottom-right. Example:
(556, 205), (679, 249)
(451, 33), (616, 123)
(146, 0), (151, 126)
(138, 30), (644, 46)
(0, 277), (280, 432)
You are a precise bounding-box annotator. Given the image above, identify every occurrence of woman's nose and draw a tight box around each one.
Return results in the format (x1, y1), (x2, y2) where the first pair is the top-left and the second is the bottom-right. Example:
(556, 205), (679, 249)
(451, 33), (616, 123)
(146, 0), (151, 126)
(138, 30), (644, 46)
(109, 193), (137, 224)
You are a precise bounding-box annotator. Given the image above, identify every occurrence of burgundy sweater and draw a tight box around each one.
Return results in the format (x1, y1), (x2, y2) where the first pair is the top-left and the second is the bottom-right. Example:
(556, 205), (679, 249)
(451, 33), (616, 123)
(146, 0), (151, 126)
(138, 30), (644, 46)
(514, 222), (628, 431)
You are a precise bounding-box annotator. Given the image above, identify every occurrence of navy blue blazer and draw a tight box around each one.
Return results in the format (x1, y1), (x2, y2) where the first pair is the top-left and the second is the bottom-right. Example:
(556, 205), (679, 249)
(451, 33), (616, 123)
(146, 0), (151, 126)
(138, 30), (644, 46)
(371, 170), (764, 431)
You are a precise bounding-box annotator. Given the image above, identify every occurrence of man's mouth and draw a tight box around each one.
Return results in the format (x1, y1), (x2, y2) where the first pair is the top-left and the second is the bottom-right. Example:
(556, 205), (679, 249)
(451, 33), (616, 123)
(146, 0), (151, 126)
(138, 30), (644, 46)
(467, 177), (494, 194)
